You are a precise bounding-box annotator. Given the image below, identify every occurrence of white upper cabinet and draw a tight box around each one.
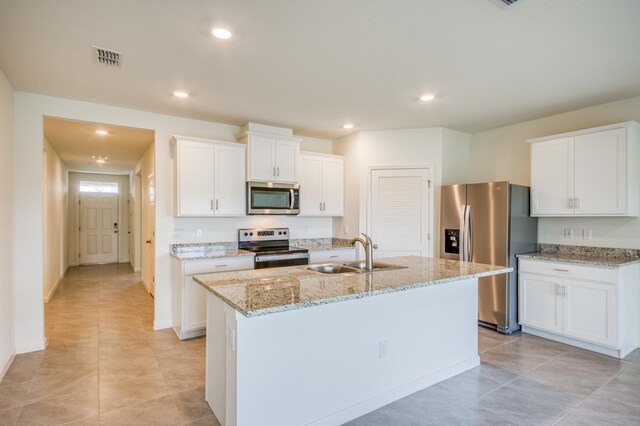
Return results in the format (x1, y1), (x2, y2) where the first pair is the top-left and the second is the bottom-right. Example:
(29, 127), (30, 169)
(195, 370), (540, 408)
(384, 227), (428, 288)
(241, 131), (301, 183)
(172, 136), (246, 217)
(299, 152), (344, 217)
(529, 122), (639, 217)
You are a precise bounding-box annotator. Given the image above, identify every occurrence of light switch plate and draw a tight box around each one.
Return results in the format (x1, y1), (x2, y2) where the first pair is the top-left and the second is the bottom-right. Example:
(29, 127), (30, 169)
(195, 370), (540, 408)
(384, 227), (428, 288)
(564, 228), (573, 239)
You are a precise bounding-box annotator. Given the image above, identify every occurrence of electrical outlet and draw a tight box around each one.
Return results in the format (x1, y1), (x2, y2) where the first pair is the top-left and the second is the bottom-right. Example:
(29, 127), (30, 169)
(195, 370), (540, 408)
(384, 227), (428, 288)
(378, 341), (388, 359)
(196, 229), (203, 238)
(563, 228), (573, 239)
(582, 229), (592, 240)
(344, 225), (349, 235)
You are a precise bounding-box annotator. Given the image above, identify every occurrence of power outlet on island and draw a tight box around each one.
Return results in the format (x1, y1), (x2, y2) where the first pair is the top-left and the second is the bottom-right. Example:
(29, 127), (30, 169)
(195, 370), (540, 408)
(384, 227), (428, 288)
(196, 229), (203, 238)
(563, 228), (573, 239)
(378, 341), (388, 359)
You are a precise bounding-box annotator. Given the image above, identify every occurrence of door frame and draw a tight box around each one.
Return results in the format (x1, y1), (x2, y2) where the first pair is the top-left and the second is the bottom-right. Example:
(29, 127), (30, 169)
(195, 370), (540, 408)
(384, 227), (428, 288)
(366, 165), (435, 257)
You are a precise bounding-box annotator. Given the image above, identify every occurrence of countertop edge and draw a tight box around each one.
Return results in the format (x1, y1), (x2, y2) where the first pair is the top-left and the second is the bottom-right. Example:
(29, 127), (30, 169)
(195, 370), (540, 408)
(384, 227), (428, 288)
(193, 266), (512, 318)
(516, 253), (640, 268)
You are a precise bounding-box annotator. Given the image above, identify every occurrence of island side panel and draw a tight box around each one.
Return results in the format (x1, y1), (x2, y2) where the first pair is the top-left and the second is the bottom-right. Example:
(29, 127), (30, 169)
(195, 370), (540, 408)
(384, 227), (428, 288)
(205, 294), (229, 425)
(229, 277), (479, 426)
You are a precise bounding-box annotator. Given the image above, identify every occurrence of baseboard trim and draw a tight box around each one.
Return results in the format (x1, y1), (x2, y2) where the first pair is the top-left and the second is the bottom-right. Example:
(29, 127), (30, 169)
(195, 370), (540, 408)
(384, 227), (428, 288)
(44, 266), (69, 303)
(16, 340), (46, 354)
(309, 356), (480, 426)
(154, 320), (172, 331)
(0, 352), (16, 382)
(173, 326), (206, 340)
(522, 326), (631, 358)
(141, 278), (151, 293)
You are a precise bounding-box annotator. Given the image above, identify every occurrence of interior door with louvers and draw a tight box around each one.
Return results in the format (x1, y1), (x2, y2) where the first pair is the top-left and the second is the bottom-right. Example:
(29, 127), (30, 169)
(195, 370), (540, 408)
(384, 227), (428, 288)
(370, 168), (431, 259)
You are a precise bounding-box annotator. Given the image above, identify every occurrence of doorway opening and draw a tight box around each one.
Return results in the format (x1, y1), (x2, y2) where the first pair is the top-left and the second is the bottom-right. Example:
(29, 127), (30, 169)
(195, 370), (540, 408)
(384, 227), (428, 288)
(41, 116), (155, 333)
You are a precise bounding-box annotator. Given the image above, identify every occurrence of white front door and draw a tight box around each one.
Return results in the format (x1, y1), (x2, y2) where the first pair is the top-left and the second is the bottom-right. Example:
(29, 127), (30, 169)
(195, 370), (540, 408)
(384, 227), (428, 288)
(370, 168), (432, 259)
(80, 192), (118, 264)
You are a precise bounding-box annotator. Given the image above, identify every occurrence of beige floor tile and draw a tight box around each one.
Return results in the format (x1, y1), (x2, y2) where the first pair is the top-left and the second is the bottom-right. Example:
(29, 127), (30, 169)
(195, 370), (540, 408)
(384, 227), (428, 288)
(0, 406), (22, 426)
(171, 386), (213, 422)
(16, 390), (98, 426)
(99, 395), (184, 425)
(0, 381), (30, 410)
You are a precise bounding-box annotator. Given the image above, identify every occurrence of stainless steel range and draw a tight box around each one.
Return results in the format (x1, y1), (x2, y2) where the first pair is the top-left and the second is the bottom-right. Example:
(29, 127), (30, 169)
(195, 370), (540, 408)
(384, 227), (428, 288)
(239, 228), (309, 269)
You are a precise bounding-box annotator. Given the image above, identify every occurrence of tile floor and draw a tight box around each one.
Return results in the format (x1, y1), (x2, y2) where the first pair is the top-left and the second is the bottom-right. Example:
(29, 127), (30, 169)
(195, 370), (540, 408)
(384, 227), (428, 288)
(1, 264), (639, 425)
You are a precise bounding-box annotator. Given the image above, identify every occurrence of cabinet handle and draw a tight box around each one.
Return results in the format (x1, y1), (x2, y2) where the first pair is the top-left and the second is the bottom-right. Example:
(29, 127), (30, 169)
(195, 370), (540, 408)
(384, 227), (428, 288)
(323, 202), (326, 211)
(568, 198), (573, 208)
(277, 166), (280, 176)
(215, 264), (228, 268)
(574, 198), (580, 209)
(216, 199), (219, 210)
(319, 202), (323, 211)
(211, 200), (214, 210)
(330, 255), (339, 258)
(273, 166), (276, 177)
(553, 268), (569, 272)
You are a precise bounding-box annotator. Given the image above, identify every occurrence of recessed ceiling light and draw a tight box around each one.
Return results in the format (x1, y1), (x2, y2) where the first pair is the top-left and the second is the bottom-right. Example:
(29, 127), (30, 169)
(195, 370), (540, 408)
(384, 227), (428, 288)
(343, 123), (354, 129)
(173, 91), (190, 98)
(95, 130), (108, 135)
(211, 28), (232, 40)
(419, 94), (435, 102)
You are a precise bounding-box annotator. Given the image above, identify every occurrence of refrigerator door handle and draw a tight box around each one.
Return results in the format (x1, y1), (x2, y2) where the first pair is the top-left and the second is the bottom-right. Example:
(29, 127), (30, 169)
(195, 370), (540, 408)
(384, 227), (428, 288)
(459, 204), (467, 261)
(466, 205), (473, 262)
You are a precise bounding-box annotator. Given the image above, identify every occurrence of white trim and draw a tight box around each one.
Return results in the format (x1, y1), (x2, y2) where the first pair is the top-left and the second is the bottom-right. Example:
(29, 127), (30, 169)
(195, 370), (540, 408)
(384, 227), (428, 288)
(44, 265), (69, 303)
(522, 326), (632, 358)
(309, 356), (480, 426)
(153, 320), (172, 330)
(0, 352), (16, 382)
(141, 277), (151, 293)
(16, 340), (46, 354)
(527, 121), (639, 144)
(366, 164), (436, 257)
(172, 326), (206, 340)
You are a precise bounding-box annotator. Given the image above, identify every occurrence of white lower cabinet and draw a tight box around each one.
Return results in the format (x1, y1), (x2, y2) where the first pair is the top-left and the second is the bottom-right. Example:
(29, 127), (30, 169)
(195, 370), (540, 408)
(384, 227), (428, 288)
(172, 256), (253, 340)
(518, 259), (638, 358)
(309, 248), (356, 264)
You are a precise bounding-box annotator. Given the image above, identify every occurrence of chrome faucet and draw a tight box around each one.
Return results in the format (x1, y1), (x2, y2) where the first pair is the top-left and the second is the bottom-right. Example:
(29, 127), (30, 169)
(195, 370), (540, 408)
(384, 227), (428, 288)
(349, 233), (378, 272)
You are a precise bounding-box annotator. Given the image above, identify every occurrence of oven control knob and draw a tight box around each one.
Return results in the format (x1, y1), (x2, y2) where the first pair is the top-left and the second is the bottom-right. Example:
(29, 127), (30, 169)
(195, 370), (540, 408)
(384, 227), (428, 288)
(244, 232), (248, 236)
(250, 232), (253, 236)
(283, 231), (287, 234)
(278, 231), (282, 235)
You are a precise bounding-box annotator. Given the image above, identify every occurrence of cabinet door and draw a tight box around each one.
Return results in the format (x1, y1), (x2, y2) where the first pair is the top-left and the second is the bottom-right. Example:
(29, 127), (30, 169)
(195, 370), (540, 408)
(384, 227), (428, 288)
(299, 154), (322, 215)
(563, 279), (616, 346)
(519, 272), (563, 333)
(321, 157), (344, 216)
(248, 134), (276, 181)
(183, 275), (208, 331)
(574, 128), (626, 215)
(177, 140), (215, 216)
(275, 138), (299, 183)
(530, 138), (574, 216)
(215, 145), (246, 216)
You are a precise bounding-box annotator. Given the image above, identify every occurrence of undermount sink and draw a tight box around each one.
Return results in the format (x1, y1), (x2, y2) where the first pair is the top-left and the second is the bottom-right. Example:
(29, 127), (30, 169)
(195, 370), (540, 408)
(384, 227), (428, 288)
(306, 264), (360, 274)
(307, 261), (408, 275)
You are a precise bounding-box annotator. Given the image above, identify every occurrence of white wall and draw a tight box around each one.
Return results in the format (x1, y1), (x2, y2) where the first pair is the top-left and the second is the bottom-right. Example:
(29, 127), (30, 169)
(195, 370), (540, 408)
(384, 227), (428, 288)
(12, 92), (338, 351)
(132, 145), (154, 290)
(0, 69), (15, 378)
(42, 137), (69, 302)
(470, 95), (640, 249)
(442, 128), (471, 185)
(67, 172), (130, 266)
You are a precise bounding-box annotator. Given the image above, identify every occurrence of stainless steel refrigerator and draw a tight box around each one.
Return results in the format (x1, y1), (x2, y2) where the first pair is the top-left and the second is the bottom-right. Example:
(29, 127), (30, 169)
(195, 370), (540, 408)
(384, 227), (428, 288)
(440, 182), (537, 334)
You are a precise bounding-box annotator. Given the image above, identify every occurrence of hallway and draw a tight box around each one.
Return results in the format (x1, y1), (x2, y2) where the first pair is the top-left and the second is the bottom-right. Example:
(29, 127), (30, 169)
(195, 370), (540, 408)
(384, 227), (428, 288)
(0, 264), (217, 425)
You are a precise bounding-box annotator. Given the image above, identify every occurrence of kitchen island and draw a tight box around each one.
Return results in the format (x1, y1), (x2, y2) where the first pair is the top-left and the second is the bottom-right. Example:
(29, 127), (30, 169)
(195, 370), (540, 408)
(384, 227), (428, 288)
(194, 256), (511, 426)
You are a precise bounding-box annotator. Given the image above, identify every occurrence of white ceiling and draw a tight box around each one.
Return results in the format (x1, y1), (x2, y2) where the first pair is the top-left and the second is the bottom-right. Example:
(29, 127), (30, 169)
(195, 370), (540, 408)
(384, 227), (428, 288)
(44, 117), (154, 174)
(2, 0), (640, 139)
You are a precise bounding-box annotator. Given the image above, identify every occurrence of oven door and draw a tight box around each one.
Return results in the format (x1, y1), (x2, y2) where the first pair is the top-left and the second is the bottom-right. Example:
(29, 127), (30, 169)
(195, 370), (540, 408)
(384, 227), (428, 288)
(247, 182), (300, 215)
(254, 252), (309, 269)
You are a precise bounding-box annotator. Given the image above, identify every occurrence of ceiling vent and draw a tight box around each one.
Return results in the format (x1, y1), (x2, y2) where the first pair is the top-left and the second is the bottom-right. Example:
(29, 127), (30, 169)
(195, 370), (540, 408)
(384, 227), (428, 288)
(93, 46), (121, 67)
(491, 0), (521, 7)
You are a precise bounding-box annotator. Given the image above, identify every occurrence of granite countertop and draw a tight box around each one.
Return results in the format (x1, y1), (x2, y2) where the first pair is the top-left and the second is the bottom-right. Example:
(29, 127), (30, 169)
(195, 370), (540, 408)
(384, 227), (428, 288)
(170, 242), (254, 261)
(517, 244), (640, 268)
(290, 238), (354, 252)
(193, 256), (512, 318)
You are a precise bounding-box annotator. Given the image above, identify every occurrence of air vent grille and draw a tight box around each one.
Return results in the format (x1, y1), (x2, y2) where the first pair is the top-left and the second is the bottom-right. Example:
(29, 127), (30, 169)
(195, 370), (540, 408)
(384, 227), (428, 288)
(94, 46), (121, 67)
(491, 0), (521, 7)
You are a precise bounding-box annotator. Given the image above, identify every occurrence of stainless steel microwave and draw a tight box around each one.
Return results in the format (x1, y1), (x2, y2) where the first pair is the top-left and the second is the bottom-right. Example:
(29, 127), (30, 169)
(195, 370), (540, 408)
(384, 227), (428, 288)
(247, 182), (300, 215)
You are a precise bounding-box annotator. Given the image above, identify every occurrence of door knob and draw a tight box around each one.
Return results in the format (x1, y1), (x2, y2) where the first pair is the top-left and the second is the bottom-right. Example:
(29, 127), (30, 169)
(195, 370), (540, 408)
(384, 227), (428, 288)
(145, 240), (151, 244)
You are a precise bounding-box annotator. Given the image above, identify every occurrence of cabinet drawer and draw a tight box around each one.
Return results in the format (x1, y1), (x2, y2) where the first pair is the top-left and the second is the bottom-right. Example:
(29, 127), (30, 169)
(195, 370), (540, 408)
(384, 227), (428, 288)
(519, 259), (617, 284)
(309, 249), (356, 264)
(184, 256), (254, 275)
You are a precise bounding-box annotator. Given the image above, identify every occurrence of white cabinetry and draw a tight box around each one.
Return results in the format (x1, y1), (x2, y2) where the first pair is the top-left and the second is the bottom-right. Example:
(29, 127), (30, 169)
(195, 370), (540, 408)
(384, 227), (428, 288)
(299, 152), (344, 216)
(518, 259), (639, 358)
(528, 122), (639, 217)
(240, 131), (301, 183)
(172, 136), (246, 217)
(172, 255), (253, 339)
(309, 248), (356, 264)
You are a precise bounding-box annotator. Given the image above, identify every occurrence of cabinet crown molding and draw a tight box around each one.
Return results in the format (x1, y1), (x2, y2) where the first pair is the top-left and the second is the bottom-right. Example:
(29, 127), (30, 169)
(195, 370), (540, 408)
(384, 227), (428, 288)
(527, 121), (639, 144)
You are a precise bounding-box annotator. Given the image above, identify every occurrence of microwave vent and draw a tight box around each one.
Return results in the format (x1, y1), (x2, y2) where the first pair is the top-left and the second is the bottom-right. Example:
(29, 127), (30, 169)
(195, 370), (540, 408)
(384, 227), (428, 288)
(491, 0), (521, 7)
